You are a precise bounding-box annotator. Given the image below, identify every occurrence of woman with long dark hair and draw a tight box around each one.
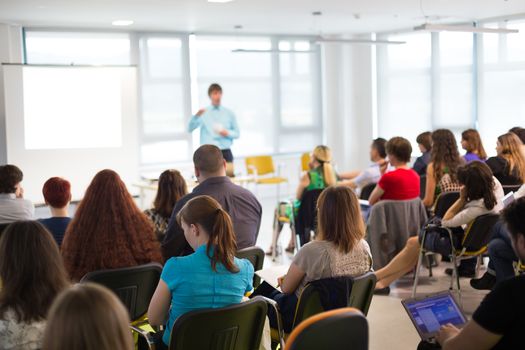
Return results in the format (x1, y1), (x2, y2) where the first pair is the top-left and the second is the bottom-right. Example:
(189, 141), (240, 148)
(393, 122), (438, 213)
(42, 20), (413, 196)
(375, 161), (504, 293)
(422, 129), (465, 208)
(144, 169), (188, 241)
(0, 221), (70, 349)
(61, 169), (162, 281)
(148, 195), (254, 349)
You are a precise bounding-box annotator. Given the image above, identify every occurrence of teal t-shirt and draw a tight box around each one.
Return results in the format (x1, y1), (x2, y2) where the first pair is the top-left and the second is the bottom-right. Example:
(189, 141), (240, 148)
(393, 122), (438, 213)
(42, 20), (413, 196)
(160, 244), (254, 345)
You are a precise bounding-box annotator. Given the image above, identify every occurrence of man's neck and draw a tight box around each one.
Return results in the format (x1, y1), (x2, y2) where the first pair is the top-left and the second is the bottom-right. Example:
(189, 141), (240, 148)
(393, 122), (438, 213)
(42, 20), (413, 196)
(50, 206), (69, 218)
(197, 173), (227, 183)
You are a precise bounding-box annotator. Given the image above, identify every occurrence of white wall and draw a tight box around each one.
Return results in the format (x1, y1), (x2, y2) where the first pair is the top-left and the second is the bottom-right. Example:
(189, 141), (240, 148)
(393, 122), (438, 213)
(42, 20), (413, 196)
(321, 36), (375, 173)
(0, 23), (23, 164)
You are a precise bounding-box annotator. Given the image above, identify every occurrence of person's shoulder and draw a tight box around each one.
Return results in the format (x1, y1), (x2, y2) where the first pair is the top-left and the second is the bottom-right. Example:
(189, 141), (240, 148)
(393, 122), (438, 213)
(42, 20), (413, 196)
(235, 257), (254, 273)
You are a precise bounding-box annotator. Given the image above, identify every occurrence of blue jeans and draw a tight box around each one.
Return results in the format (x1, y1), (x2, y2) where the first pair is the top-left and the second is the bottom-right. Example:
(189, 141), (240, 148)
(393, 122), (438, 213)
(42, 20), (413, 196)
(487, 220), (517, 283)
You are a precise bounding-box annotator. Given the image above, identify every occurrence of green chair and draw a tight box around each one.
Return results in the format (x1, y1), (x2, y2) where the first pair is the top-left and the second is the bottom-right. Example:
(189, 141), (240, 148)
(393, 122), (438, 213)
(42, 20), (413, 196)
(236, 246), (265, 288)
(168, 296), (268, 350)
(348, 272), (377, 316)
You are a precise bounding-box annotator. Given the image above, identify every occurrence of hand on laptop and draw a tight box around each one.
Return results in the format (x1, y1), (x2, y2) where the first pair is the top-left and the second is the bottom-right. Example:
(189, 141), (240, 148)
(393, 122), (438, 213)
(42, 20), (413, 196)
(436, 323), (460, 345)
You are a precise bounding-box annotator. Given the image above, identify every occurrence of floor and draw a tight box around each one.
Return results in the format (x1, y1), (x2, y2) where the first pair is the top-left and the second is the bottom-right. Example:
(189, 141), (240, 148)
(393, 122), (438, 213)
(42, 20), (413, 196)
(254, 195), (490, 350)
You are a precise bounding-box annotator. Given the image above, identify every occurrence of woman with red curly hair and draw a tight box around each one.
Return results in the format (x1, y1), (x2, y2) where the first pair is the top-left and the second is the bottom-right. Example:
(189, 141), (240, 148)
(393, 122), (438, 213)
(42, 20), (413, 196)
(61, 169), (162, 281)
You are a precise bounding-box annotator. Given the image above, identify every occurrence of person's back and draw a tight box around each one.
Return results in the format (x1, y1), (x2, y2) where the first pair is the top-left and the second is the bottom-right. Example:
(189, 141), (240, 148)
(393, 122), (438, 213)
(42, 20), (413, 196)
(38, 177), (72, 246)
(0, 221), (69, 350)
(149, 196), (254, 348)
(162, 145), (262, 259)
(0, 165), (34, 224)
(61, 169), (162, 281)
(413, 132), (432, 176)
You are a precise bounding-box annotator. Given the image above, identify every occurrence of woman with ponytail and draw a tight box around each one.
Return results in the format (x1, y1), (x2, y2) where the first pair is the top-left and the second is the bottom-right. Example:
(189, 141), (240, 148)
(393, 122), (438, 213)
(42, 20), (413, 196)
(148, 195), (254, 349)
(267, 145), (337, 255)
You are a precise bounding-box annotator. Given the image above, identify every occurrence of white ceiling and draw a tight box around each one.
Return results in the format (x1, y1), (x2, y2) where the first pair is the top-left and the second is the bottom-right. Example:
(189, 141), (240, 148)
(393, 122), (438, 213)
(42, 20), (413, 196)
(0, 0), (524, 35)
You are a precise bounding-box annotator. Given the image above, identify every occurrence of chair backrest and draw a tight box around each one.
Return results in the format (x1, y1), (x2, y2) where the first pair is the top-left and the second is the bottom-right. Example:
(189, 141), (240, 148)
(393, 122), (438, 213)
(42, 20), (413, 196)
(462, 214), (500, 254)
(301, 152), (310, 172)
(236, 246), (264, 288)
(169, 296), (267, 350)
(348, 272), (377, 316)
(292, 284), (325, 329)
(80, 263), (162, 321)
(285, 308), (368, 350)
(434, 192), (460, 218)
(0, 223), (10, 240)
(360, 183), (376, 200)
(419, 175), (427, 200)
(245, 156), (275, 176)
(502, 185), (522, 195)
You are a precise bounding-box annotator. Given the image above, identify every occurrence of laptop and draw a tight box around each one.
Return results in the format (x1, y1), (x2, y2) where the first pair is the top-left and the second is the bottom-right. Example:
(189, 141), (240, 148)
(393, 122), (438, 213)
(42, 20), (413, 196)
(402, 291), (468, 342)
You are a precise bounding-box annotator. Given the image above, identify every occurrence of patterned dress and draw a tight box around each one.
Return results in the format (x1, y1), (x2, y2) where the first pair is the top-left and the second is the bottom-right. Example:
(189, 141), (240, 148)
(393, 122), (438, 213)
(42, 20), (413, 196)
(0, 309), (46, 350)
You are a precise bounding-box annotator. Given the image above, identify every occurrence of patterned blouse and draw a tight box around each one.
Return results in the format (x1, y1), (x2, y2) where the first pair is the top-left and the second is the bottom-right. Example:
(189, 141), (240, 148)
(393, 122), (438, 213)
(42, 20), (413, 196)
(0, 309), (46, 350)
(144, 208), (170, 241)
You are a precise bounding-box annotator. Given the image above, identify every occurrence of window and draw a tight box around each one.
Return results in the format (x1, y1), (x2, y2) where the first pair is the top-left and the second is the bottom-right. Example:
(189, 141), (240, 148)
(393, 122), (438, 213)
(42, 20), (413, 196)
(377, 32), (432, 149)
(24, 31), (130, 65)
(478, 20), (525, 152)
(194, 36), (274, 156)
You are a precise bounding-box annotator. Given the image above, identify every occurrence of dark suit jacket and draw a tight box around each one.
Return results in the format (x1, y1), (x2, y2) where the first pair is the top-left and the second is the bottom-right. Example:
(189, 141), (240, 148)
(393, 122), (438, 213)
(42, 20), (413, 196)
(161, 176), (262, 259)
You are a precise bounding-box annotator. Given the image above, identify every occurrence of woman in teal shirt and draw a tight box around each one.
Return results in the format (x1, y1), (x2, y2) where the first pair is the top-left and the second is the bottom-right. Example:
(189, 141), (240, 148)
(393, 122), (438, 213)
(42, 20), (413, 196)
(148, 195), (254, 348)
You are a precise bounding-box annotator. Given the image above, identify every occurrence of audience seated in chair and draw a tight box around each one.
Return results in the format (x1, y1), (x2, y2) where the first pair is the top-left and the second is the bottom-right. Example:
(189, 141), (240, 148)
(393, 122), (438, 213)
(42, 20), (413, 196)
(162, 144), (262, 259)
(461, 129), (487, 163)
(148, 195), (254, 349)
(422, 129), (464, 209)
(374, 162), (504, 294)
(413, 131), (432, 176)
(471, 184), (525, 290)
(42, 283), (133, 350)
(61, 169), (162, 282)
(144, 169), (188, 242)
(368, 136), (420, 205)
(267, 145), (336, 255)
(253, 186), (372, 333)
(0, 164), (34, 224)
(339, 138), (389, 194)
(486, 132), (525, 186)
(38, 177), (72, 247)
(431, 198), (525, 350)
(509, 126), (525, 147)
(0, 221), (70, 350)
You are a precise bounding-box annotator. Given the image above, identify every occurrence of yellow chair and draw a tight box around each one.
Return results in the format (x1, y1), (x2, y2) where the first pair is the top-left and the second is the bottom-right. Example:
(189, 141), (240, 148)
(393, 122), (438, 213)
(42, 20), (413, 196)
(300, 152), (310, 172)
(245, 155), (288, 199)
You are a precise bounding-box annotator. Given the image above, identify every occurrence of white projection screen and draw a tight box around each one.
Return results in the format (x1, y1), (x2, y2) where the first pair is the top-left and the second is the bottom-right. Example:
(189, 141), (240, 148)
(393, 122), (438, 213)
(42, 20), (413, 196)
(2, 65), (139, 203)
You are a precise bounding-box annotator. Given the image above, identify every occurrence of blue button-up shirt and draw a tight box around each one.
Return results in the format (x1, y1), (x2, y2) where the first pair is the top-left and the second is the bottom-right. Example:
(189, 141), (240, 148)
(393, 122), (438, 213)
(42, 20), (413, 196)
(160, 244), (253, 345)
(188, 105), (240, 150)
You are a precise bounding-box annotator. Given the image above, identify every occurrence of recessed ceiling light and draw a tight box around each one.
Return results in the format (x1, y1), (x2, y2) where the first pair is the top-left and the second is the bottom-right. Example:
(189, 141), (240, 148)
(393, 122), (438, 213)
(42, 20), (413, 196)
(111, 20), (134, 26)
(208, 0), (234, 3)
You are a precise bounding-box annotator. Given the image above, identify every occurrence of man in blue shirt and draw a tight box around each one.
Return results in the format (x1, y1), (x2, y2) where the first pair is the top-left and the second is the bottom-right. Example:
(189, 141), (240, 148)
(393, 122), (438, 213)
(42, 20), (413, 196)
(188, 83), (240, 174)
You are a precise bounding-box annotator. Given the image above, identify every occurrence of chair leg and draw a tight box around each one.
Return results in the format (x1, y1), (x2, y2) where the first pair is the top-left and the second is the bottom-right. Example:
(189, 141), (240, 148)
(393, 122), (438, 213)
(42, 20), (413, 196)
(412, 251), (424, 297)
(449, 254), (456, 291)
(271, 212), (280, 262)
(475, 255), (482, 278)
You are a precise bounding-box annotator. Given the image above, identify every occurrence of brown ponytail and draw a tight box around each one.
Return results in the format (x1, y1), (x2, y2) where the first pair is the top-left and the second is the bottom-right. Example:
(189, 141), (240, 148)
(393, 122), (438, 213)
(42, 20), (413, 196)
(177, 195), (239, 273)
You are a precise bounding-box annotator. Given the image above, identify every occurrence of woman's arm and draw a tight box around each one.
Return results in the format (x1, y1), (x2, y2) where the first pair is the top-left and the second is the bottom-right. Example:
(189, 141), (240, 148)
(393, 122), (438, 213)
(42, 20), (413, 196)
(279, 263), (306, 295)
(437, 321), (501, 350)
(296, 172), (310, 200)
(368, 185), (384, 205)
(442, 187), (466, 221)
(147, 280), (172, 326)
(423, 163), (436, 208)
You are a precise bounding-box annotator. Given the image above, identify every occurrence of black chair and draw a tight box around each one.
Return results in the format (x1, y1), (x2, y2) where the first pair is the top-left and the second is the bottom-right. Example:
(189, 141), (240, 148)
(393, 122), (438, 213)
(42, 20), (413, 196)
(419, 175), (427, 200)
(360, 183), (376, 201)
(295, 189), (323, 246)
(80, 263), (162, 323)
(348, 272), (377, 316)
(168, 296), (268, 350)
(433, 191), (460, 218)
(0, 223), (10, 240)
(285, 308), (368, 350)
(502, 185), (522, 195)
(236, 246), (265, 288)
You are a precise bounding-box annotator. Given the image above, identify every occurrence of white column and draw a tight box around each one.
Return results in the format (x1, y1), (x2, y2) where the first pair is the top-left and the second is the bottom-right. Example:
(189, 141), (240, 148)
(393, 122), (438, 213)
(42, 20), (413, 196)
(0, 24), (24, 164)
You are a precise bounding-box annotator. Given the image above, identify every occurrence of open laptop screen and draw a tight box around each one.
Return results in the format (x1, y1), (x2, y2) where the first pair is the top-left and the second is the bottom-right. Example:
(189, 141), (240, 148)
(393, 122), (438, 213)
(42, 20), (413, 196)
(402, 292), (467, 340)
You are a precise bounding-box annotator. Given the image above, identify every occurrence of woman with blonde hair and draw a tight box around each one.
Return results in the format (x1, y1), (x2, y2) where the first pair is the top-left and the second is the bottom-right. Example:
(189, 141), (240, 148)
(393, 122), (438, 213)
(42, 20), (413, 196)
(461, 129), (487, 163)
(148, 195), (253, 349)
(42, 283), (133, 350)
(486, 132), (525, 186)
(254, 186), (372, 332)
(267, 145), (337, 255)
